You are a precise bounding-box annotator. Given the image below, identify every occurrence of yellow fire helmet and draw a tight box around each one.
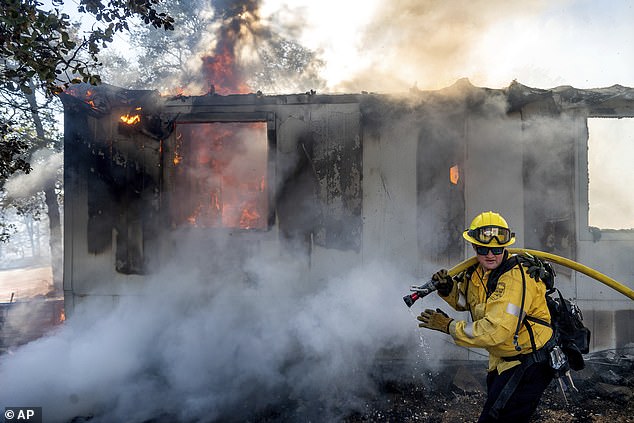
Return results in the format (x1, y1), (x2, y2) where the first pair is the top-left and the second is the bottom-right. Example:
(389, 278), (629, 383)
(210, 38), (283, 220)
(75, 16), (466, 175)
(463, 211), (516, 247)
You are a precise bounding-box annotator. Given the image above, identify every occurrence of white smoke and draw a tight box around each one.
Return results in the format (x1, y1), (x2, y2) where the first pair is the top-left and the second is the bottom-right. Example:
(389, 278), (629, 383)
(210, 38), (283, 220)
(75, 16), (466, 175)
(4, 149), (62, 199)
(0, 236), (426, 422)
(273, 0), (634, 93)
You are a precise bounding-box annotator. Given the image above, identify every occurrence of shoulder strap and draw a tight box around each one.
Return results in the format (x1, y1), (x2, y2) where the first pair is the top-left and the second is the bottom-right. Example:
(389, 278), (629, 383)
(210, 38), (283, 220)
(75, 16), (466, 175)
(512, 263), (527, 351)
(525, 315), (551, 328)
(486, 252), (519, 297)
(522, 319), (538, 352)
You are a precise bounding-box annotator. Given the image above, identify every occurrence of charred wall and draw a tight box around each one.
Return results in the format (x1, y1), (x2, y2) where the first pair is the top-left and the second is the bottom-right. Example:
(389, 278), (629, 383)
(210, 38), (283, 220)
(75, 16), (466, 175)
(275, 106), (362, 253)
(63, 87), (363, 290)
(508, 83), (578, 264)
(62, 82), (634, 350)
(309, 108), (362, 251)
(62, 85), (163, 287)
(159, 96), (363, 259)
(417, 112), (465, 266)
(359, 92), (467, 269)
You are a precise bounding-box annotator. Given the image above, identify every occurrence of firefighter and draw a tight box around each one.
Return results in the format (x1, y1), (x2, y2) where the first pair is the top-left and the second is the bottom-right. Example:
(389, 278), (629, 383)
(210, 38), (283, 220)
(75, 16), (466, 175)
(417, 211), (554, 423)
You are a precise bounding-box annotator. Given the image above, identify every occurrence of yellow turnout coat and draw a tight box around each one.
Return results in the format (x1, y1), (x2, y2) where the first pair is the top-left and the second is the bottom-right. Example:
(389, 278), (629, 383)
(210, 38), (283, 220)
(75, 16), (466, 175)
(442, 255), (553, 373)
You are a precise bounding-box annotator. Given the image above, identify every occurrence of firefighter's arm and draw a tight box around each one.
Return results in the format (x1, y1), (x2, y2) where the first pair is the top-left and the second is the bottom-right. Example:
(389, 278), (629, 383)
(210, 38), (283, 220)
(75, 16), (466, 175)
(448, 273), (524, 348)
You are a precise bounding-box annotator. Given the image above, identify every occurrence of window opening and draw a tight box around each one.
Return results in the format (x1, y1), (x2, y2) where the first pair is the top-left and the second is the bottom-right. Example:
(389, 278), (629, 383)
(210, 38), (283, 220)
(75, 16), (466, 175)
(587, 117), (634, 230)
(171, 121), (269, 230)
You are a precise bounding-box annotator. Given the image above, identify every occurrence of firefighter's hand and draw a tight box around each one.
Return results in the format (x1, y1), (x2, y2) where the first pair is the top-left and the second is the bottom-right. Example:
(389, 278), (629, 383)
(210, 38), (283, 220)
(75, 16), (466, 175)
(523, 259), (547, 282)
(432, 269), (453, 296)
(417, 308), (454, 334)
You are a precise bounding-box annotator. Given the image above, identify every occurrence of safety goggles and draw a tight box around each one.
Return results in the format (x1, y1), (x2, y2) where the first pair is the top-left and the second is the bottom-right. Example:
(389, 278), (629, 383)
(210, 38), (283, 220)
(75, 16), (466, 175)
(467, 225), (514, 245)
(474, 245), (505, 255)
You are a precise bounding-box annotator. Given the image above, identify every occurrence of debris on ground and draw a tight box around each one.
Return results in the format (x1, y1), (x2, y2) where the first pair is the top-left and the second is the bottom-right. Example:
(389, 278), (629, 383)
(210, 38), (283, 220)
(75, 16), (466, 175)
(342, 347), (634, 423)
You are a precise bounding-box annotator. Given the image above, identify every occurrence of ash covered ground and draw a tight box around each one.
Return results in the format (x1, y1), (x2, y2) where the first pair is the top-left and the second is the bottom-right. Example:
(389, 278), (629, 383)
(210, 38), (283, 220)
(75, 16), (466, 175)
(48, 347), (634, 423)
(342, 349), (634, 423)
(246, 348), (634, 423)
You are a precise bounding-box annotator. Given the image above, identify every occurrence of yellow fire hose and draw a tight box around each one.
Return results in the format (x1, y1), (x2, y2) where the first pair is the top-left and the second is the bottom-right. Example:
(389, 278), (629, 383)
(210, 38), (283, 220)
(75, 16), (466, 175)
(446, 248), (634, 301)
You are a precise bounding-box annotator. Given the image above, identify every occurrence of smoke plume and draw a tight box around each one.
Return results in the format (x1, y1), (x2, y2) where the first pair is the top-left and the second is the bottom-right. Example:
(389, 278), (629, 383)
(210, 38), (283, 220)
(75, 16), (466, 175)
(0, 232), (430, 422)
(4, 149), (62, 200)
(330, 0), (552, 93)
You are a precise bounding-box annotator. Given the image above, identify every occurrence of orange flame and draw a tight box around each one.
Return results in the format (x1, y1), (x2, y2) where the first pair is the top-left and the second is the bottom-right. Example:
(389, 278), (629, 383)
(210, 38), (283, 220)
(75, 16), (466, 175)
(450, 165), (460, 185)
(171, 122), (268, 230)
(173, 132), (183, 165)
(201, 24), (252, 95)
(64, 86), (100, 110)
(239, 206), (261, 229)
(120, 107), (142, 125)
(120, 114), (141, 125)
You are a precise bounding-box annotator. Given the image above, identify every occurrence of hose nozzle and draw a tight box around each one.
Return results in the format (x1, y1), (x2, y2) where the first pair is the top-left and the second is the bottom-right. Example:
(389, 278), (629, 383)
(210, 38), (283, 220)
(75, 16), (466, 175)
(403, 279), (438, 307)
(403, 292), (420, 307)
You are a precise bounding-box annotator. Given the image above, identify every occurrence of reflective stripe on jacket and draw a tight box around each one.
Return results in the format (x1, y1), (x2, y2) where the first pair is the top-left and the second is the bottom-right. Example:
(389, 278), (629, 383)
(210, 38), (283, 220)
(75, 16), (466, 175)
(441, 257), (553, 373)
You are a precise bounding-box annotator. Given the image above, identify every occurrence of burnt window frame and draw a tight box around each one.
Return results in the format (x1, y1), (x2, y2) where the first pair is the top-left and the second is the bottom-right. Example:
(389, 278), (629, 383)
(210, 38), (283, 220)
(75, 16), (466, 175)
(578, 114), (634, 241)
(163, 111), (277, 232)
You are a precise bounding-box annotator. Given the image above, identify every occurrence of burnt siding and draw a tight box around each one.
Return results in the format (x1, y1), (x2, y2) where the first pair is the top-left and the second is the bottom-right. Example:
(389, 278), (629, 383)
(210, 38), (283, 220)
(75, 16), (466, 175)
(64, 107), (114, 254)
(417, 112), (466, 266)
(64, 95), (162, 275)
(311, 110), (362, 251)
(87, 140), (118, 254)
(520, 111), (578, 264)
(615, 309), (634, 348)
(276, 130), (320, 250)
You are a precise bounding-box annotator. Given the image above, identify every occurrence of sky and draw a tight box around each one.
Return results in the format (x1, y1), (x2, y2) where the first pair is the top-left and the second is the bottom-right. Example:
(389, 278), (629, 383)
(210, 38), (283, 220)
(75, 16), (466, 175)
(261, 0), (634, 93)
(588, 118), (634, 229)
(45, 0), (634, 92)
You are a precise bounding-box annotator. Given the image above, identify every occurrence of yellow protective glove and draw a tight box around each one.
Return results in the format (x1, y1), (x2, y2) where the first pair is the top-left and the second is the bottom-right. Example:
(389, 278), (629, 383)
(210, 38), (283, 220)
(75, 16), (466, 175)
(417, 308), (454, 334)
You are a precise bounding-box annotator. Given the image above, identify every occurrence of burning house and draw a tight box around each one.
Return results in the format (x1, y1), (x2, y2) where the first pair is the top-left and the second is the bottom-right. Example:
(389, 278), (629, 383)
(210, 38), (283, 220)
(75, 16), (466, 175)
(61, 79), (634, 355)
